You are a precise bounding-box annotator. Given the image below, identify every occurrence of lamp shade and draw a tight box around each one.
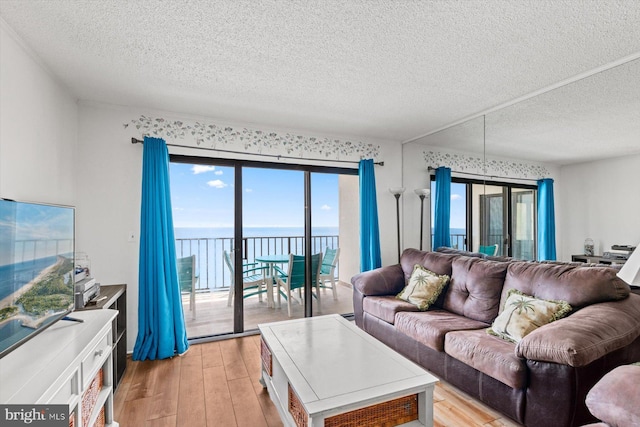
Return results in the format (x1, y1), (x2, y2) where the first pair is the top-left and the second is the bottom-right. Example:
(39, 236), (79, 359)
(414, 188), (430, 197)
(617, 244), (640, 287)
(389, 187), (405, 196)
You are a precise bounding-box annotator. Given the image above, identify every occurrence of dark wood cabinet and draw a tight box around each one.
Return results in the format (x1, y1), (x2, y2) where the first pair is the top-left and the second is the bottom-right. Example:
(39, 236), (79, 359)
(77, 284), (127, 390)
(571, 254), (627, 266)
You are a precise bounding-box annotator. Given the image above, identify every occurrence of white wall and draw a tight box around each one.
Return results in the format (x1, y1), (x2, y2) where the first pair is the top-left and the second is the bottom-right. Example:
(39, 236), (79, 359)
(0, 22), (77, 204)
(338, 174), (360, 283)
(76, 102), (401, 351)
(559, 153), (640, 260)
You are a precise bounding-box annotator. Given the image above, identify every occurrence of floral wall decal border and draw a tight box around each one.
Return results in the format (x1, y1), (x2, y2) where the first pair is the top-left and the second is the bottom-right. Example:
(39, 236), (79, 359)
(423, 150), (550, 180)
(124, 115), (381, 161)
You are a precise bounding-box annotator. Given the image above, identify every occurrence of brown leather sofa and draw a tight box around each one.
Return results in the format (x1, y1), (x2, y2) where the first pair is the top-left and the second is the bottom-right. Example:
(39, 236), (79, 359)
(351, 248), (640, 427)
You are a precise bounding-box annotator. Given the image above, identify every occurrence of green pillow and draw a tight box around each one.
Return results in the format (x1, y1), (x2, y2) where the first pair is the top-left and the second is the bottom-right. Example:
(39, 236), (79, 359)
(488, 289), (572, 343)
(397, 264), (450, 311)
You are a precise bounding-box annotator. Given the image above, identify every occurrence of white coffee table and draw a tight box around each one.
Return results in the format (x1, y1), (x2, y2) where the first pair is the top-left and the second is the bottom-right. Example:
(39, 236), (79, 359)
(258, 314), (438, 427)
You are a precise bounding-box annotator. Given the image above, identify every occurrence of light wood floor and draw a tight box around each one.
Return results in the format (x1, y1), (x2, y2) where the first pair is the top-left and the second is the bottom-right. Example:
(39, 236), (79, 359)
(114, 335), (523, 427)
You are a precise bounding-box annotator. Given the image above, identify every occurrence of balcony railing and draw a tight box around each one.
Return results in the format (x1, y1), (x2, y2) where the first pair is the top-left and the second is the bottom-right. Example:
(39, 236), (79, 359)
(175, 235), (339, 291)
(431, 233), (467, 251)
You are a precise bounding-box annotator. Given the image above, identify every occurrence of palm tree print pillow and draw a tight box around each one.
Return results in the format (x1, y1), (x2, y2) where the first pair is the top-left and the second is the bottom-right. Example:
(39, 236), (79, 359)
(397, 264), (450, 311)
(488, 289), (572, 343)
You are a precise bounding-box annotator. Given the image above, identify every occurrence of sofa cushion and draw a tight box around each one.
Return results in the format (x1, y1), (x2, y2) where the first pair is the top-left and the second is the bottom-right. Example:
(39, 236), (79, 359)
(488, 289), (572, 343)
(442, 256), (509, 323)
(395, 310), (489, 352)
(445, 329), (527, 389)
(585, 365), (640, 427)
(400, 248), (457, 281)
(397, 264), (450, 310)
(363, 296), (419, 324)
(501, 262), (629, 311)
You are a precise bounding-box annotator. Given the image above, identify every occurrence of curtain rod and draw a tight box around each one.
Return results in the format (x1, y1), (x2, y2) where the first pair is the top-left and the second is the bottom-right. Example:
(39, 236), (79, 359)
(427, 166), (539, 182)
(131, 138), (383, 166)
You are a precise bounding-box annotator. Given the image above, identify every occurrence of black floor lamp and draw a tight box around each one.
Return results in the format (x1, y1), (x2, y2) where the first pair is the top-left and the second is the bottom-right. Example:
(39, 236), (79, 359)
(414, 189), (431, 251)
(389, 187), (405, 262)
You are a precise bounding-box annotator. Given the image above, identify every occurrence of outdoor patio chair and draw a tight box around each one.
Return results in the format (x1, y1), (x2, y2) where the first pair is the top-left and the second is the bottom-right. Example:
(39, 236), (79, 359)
(319, 247), (340, 300)
(478, 244), (499, 256)
(223, 250), (269, 307)
(274, 252), (322, 317)
(177, 255), (199, 319)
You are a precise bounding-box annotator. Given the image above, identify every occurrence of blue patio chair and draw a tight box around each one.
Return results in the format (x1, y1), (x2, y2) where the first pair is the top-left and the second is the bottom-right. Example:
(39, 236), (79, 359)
(177, 255), (199, 319)
(223, 250), (269, 307)
(274, 253), (322, 317)
(319, 247), (340, 300)
(478, 244), (499, 256)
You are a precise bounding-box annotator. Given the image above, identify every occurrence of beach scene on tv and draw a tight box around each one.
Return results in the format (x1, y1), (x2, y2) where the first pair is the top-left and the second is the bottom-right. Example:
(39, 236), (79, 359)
(0, 200), (75, 357)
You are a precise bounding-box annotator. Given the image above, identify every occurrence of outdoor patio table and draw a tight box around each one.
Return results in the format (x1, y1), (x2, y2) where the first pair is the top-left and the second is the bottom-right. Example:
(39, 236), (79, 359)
(256, 254), (289, 308)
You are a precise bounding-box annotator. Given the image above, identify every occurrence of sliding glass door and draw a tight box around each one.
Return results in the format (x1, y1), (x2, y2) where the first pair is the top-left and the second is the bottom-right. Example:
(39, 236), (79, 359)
(476, 184), (507, 255)
(432, 176), (537, 260)
(472, 182), (536, 259)
(242, 167), (306, 327)
(169, 155), (356, 338)
(511, 188), (536, 260)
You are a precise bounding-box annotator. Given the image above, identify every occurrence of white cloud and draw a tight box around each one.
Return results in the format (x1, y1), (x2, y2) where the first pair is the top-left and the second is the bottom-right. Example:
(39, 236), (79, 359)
(207, 179), (227, 188)
(321, 204), (331, 210)
(451, 194), (462, 201)
(214, 170), (223, 175)
(245, 188), (253, 193)
(192, 165), (216, 174)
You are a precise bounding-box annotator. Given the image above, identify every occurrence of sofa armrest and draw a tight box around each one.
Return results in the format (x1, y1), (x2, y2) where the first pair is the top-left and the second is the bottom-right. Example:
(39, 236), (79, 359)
(516, 294), (640, 367)
(351, 264), (405, 296)
(585, 364), (640, 426)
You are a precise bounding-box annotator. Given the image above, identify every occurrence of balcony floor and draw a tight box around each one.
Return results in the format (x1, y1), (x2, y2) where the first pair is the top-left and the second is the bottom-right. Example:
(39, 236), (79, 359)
(182, 280), (354, 338)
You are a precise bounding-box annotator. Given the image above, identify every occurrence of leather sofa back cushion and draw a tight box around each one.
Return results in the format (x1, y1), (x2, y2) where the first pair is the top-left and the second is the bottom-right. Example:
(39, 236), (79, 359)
(442, 257), (509, 323)
(400, 248), (457, 281)
(502, 262), (629, 310)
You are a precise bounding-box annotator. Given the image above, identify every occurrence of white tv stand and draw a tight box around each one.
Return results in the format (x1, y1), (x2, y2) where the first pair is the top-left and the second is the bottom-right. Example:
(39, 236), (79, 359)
(0, 309), (119, 427)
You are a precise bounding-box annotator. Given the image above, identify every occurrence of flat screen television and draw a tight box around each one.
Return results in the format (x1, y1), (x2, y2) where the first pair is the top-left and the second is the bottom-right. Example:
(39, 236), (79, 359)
(0, 198), (75, 359)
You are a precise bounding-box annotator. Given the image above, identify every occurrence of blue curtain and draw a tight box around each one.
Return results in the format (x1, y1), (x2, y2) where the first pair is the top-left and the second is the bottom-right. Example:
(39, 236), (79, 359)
(133, 136), (189, 361)
(433, 167), (452, 249)
(359, 159), (382, 271)
(537, 178), (557, 261)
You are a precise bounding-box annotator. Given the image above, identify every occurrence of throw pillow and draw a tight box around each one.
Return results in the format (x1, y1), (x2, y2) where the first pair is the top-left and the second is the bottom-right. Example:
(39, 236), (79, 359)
(397, 264), (450, 310)
(488, 289), (572, 343)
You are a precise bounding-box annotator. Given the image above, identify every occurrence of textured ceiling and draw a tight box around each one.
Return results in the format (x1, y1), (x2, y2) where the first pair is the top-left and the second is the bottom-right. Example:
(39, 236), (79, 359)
(1, 0), (640, 164)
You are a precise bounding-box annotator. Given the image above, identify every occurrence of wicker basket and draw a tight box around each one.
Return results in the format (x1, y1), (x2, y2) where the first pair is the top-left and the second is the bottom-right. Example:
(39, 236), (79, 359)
(82, 369), (103, 427)
(324, 394), (419, 427)
(93, 407), (105, 427)
(260, 337), (272, 376)
(288, 384), (308, 427)
(289, 382), (418, 427)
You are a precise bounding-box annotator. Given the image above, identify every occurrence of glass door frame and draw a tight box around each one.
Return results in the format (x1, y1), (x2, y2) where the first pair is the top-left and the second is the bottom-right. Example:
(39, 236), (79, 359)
(170, 154), (357, 333)
(432, 175), (537, 257)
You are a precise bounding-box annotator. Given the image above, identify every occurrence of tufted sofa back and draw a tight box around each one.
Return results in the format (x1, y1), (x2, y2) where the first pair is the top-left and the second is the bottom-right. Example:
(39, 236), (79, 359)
(501, 261), (629, 311)
(399, 248), (630, 319)
(442, 256), (510, 323)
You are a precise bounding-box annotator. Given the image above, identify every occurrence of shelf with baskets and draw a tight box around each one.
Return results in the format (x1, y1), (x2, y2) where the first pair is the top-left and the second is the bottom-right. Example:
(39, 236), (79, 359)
(0, 310), (119, 427)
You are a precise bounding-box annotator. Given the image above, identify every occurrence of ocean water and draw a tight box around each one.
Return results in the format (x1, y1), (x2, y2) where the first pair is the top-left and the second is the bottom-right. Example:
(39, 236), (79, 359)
(174, 226), (339, 239)
(174, 227), (339, 291)
(0, 255), (60, 301)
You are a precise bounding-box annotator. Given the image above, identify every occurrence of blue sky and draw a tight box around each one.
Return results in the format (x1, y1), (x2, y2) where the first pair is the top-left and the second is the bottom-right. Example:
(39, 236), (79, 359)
(0, 201), (74, 265)
(169, 163), (339, 228)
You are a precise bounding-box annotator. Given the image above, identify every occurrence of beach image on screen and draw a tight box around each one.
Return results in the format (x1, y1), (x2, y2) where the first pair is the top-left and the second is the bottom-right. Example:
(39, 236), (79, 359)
(0, 200), (75, 356)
